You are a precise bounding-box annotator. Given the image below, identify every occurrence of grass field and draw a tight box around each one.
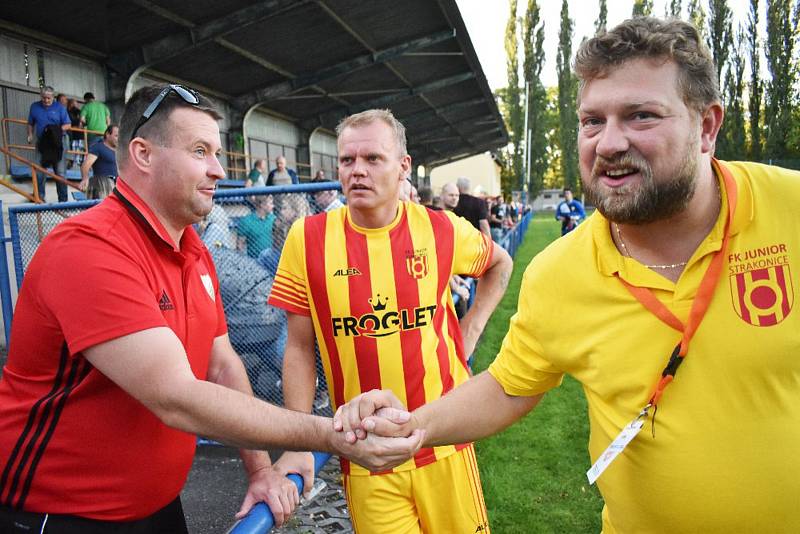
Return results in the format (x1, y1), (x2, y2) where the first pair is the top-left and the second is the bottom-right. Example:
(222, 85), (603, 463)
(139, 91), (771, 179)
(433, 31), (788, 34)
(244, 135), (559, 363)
(472, 214), (604, 533)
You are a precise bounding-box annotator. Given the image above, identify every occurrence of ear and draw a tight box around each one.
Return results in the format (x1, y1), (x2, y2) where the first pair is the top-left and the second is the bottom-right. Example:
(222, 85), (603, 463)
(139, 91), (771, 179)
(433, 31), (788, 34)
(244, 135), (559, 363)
(127, 138), (154, 173)
(399, 154), (412, 181)
(699, 102), (724, 155)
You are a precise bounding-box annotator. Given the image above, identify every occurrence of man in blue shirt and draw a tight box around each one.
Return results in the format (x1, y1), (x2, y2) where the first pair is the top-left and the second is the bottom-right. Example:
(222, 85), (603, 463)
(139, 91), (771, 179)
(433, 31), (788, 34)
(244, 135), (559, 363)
(80, 125), (118, 199)
(27, 86), (71, 202)
(555, 188), (586, 235)
(265, 156), (299, 186)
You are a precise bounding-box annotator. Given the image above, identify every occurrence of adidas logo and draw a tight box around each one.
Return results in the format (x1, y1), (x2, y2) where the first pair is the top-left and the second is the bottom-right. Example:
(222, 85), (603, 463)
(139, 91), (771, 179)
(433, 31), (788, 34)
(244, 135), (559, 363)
(158, 290), (175, 311)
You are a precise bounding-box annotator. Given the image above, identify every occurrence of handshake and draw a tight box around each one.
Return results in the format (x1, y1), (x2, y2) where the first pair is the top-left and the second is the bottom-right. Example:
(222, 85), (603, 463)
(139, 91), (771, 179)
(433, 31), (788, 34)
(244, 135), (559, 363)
(330, 389), (427, 472)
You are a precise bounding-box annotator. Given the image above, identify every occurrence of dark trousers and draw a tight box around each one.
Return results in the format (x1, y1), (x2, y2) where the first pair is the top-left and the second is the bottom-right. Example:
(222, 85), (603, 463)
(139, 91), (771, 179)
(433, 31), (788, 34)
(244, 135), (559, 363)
(37, 135), (68, 203)
(0, 496), (188, 534)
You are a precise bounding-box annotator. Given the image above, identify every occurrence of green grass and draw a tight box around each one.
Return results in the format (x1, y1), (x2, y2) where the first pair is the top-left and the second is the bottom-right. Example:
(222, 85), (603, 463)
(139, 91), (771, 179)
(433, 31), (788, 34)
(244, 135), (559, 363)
(472, 214), (604, 533)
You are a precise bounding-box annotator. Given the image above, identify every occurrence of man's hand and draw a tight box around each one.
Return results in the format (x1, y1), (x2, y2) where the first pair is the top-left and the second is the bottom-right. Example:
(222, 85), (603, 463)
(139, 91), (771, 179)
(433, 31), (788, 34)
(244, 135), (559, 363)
(79, 178), (89, 192)
(331, 424), (425, 473)
(235, 465), (299, 527)
(26, 133), (32, 145)
(333, 389), (413, 442)
(273, 451), (315, 499)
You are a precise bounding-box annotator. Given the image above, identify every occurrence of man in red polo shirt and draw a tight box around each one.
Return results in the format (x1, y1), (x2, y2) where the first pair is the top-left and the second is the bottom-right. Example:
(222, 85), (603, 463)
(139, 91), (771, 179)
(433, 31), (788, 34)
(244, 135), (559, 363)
(0, 84), (423, 533)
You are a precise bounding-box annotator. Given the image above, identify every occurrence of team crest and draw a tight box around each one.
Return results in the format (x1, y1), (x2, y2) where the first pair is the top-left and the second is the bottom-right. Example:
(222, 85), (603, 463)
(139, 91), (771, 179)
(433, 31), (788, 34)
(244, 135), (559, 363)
(729, 265), (793, 326)
(406, 251), (428, 279)
(200, 273), (215, 302)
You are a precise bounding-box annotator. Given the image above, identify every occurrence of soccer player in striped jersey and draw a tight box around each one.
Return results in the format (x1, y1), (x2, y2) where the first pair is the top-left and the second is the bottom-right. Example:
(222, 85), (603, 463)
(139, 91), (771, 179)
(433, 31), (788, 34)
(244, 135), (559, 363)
(268, 109), (512, 533)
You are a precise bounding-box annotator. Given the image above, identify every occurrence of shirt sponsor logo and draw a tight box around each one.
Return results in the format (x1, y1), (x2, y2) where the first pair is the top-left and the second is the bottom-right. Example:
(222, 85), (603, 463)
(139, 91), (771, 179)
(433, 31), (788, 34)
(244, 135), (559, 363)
(158, 289), (174, 311)
(333, 267), (362, 277)
(331, 294), (437, 338)
(406, 249), (429, 279)
(728, 243), (793, 326)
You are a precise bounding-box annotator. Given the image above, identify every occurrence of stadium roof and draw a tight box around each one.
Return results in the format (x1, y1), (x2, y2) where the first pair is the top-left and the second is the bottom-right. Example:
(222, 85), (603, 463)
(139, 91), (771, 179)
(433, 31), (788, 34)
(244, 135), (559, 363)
(1, 0), (508, 167)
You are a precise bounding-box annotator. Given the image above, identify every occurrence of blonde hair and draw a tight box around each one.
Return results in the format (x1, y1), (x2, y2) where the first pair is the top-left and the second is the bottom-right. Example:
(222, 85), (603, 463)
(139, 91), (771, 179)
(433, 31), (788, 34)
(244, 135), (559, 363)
(336, 109), (407, 156)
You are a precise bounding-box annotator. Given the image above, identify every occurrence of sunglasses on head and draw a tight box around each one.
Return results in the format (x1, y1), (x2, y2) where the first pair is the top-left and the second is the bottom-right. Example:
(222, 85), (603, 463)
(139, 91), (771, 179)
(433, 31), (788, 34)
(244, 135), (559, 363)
(130, 84), (200, 140)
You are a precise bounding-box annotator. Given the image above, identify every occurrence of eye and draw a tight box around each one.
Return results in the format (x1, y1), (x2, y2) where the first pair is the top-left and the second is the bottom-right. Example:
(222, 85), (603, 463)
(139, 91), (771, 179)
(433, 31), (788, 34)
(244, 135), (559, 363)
(580, 117), (603, 129)
(631, 111), (658, 121)
(339, 156), (353, 165)
(194, 147), (206, 157)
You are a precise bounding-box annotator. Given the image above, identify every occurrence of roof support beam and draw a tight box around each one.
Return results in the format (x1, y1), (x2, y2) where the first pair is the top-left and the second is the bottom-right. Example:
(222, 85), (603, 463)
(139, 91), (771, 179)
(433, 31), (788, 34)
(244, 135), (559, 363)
(299, 72), (475, 130)
(233, 29), (456, 110)
(108, 0), (307, 75)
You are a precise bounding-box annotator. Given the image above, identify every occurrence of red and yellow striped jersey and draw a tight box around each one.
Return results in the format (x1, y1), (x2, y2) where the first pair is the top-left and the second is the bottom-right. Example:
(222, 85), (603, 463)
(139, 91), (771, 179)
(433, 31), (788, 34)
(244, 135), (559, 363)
(268, 201), (494, 475)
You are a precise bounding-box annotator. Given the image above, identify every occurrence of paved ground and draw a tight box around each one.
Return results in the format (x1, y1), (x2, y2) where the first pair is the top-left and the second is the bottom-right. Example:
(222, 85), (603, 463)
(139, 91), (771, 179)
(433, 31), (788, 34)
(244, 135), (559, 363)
(183, 445), (352, 534)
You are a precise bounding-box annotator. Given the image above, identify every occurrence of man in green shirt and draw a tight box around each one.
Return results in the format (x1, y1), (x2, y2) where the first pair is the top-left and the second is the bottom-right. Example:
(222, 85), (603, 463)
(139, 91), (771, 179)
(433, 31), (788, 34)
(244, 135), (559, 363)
(237, 195), (276, 258)
(79, 92), (111, 145)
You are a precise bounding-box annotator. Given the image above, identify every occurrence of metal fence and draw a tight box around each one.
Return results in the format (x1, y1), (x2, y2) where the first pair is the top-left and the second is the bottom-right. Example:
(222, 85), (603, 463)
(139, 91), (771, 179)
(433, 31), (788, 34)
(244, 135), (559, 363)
(5, 182), (341, 415)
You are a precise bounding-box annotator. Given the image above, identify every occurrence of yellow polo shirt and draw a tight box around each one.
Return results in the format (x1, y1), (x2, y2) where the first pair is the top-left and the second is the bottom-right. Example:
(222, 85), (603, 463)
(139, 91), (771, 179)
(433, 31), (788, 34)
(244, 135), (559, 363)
(489, 161), (800, 533)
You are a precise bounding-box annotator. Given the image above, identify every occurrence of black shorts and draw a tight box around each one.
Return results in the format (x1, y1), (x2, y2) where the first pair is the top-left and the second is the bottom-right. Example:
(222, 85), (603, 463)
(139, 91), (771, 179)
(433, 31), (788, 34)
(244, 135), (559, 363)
(0, 496), (188, 534)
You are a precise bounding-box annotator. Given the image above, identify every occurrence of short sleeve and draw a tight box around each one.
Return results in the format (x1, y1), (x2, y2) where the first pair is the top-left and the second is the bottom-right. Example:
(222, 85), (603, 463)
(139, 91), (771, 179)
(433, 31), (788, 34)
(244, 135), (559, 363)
(267, 219), (310, 315)
(449, 212), (493, 277)
(37, 231), (169, 356)
(477, 198), (488, 220)
(488, 266), (564, 396)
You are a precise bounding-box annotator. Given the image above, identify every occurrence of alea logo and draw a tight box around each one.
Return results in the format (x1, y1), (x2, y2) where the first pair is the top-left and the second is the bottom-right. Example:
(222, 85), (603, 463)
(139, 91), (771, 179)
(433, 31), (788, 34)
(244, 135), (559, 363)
(331, 294), (437, 338)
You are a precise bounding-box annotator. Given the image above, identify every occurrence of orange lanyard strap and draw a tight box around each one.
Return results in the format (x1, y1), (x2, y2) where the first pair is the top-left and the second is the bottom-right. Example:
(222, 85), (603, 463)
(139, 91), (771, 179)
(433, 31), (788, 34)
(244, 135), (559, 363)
(617, 159), (738, 407)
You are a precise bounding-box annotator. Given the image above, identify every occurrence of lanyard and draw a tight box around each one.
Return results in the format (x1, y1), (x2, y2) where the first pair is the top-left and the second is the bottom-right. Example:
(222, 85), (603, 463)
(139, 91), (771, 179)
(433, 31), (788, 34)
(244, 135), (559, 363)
(616, 159), (738, 408)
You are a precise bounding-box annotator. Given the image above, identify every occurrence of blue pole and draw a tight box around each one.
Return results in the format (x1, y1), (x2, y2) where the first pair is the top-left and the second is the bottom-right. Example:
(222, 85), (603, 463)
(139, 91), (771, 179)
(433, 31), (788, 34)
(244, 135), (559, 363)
(0, 201), (14, 344)
(227, 452), (332, 534)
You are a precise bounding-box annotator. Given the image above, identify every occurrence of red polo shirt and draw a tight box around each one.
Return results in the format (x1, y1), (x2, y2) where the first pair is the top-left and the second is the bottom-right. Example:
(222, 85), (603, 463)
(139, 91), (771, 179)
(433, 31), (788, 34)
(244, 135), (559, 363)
(0, 179), (227, 520)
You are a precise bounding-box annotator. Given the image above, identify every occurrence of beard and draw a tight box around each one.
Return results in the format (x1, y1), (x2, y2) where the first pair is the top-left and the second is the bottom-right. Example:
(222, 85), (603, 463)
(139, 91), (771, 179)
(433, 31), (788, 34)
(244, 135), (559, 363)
(583, 141), (699, 225)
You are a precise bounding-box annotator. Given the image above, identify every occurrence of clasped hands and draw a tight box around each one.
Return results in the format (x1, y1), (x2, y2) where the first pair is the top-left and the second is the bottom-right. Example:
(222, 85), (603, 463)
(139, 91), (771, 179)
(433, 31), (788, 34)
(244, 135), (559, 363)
(332, 389), (425, 472)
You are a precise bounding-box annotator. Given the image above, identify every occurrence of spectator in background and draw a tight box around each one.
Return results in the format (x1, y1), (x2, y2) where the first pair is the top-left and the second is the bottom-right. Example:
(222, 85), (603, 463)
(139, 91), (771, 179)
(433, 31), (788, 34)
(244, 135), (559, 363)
(488, 195), (507, 242)
(314, 169), (326, 180)
(246, 158), (267, 187)
(432, 195), (444, 210)
(410, 184), (420, 204)
(66, 98), (83, 169)
(440, 182), (460, 211)
(201, 204), (236, 250)
(80, 124), (118, 195)
(237, 195), (276, 258)
(311, 176), (343, 212)
(398, 178), (413, 201)
(258, 194), (310, 275)
(418, 186), (439, 210)
(27, 85), (70, 203)
(266, 155), (299, 186)
(79, 91), (111, 145)
(556, 187), (586, 235)
(454, 177), (490, 236)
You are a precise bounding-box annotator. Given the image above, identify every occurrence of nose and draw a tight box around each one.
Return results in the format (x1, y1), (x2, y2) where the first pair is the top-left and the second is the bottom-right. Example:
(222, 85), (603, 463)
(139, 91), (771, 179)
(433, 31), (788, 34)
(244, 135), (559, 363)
(209, 154), (226, 181)
(595, 119), (630, 158)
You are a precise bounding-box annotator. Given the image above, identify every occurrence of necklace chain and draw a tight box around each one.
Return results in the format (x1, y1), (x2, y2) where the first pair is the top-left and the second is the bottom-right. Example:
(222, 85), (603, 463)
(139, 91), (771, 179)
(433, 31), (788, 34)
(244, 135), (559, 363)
(614, 224), (688, 269)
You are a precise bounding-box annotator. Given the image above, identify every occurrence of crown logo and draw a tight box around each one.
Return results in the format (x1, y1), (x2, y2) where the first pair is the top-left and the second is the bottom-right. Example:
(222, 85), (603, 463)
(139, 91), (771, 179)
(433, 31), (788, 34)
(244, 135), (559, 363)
(368, 294), (390, 311)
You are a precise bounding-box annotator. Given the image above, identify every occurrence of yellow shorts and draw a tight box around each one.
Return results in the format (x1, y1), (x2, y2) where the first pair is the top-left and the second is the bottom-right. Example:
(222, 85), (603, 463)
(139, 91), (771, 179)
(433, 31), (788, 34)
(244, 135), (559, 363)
(343, 444), (489, 534)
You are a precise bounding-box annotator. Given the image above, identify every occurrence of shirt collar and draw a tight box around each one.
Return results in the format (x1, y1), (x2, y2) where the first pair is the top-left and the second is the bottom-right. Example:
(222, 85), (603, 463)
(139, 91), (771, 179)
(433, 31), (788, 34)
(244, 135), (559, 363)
(593, 159), (754, 282)
(112, 178), (204, 256)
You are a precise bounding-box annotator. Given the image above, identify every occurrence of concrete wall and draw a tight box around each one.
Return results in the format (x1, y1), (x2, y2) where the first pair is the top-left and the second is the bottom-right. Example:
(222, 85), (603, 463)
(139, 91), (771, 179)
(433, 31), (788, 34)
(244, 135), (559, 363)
(429, 152), (501, 196)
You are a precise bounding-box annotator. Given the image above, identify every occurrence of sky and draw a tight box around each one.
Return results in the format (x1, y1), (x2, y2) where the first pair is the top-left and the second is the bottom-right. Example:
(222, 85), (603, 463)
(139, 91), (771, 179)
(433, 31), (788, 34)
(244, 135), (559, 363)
(455, 0), (765, 91)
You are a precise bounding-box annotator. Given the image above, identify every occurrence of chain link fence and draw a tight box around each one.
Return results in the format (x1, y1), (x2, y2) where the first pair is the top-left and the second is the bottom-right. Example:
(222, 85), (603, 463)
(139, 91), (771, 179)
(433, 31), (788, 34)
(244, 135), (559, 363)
(7, 182), (342, 415)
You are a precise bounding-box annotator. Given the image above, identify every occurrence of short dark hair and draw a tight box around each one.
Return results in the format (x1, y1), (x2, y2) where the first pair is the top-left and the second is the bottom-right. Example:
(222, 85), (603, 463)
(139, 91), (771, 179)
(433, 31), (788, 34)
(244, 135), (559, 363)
(104, 124), (117, 138)
(117, 84), (221, 169)
(575, 17), (719, 113)
(83, 92), (95, 100)
(418, 186), (434, 204)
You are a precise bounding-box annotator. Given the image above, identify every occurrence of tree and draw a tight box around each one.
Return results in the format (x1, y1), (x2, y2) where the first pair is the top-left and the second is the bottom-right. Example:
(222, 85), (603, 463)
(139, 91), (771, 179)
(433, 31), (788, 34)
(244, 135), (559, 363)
(687, 0), (706, 38)
(764, 0), (797, 160)
(522, 0), (549, 198)
(666, 0), (683, 18)
(707, 0), (733, 85)
(501, 0), (524, 193)
(632, 0), (654, 17)
(707, 0), (733, 156)
(556, 0), (579, 192)
(719, 28), (747, 160)
(747, 0), (763, 161)
(596, 0), (608, 34)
